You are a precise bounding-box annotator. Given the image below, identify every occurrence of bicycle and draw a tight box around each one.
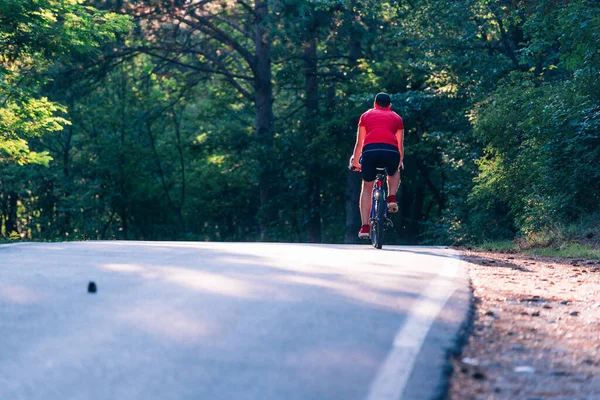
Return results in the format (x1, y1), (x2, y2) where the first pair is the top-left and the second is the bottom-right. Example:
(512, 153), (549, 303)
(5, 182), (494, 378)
(349, 164), (394, 249)
(369, 168), (394, 249)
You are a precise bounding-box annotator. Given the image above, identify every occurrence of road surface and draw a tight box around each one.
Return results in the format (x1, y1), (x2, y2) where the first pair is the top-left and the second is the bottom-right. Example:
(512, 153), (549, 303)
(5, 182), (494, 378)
(0, 242), (470, 400)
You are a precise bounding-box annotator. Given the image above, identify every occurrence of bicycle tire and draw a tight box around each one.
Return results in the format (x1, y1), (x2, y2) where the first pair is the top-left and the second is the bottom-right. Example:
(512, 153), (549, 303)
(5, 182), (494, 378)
(376, 198), (385, 249)
(371, 191), (385, 249)
(370, 219), (377, 248)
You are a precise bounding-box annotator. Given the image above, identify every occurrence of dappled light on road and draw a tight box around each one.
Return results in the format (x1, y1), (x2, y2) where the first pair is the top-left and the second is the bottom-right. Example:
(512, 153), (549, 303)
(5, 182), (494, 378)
(94, 242), (436, 310)
(100, 263), (290, 300)
(102, 263), (147, 273)
(118, 304), (219, 344)
(0, 283), (40, 305)
(160, 266), (255, 298)
(91, 243), (452, 312)
(274, 274), (414, 312)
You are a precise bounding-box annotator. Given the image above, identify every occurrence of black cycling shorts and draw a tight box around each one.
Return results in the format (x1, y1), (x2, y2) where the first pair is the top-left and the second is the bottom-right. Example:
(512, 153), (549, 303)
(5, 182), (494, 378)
(360, 143), (400, 182)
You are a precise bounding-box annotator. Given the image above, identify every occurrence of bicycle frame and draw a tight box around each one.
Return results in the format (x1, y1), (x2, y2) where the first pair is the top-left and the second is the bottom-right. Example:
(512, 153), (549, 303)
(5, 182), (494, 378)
(370, 173), (388, 222)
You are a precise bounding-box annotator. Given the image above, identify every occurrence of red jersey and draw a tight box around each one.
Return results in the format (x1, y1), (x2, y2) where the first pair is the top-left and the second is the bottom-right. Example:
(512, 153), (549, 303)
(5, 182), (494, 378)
(358, 107), (404, 147)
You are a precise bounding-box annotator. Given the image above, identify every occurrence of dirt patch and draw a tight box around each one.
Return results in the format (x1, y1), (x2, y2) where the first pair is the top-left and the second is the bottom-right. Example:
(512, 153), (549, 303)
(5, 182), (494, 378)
(449, 251), (600, 400)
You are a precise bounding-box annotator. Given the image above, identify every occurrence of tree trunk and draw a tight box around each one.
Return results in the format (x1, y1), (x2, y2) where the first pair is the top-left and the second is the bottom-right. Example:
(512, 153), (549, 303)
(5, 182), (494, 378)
(39, 178), (56, 237)
(61, 119), (73, 235)
(5, 191), (18, 235)
(172, 108), (187, 234)
(306, 174), (321, 243)
(348, 1), (364, 64)
(119, 72), (129, 239)
(344, 171), (362, 243)
(304, 32), (322, 243)
(344, 14), (363, 244)
(254, 0), (275, 239)
(410, 185), (425, 244)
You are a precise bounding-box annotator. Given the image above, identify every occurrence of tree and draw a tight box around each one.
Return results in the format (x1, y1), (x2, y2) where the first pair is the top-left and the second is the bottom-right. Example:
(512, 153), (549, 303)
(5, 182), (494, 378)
(0, 0), (131, 165)
(119, 0), (277, 236)
(0, 0), (130, 237)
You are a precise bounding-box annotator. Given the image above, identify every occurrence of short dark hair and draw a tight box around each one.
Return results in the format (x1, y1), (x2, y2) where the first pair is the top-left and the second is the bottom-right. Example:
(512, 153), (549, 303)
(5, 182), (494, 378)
(375, 92), (391, 107)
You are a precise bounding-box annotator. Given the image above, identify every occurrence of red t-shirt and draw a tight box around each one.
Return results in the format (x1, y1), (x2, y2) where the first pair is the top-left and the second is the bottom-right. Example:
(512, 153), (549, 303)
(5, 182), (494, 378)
(358, 107), (404, 147)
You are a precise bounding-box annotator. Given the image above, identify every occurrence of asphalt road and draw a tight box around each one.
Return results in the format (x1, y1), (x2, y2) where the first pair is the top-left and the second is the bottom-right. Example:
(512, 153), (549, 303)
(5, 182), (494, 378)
(0, 242), (469, 400)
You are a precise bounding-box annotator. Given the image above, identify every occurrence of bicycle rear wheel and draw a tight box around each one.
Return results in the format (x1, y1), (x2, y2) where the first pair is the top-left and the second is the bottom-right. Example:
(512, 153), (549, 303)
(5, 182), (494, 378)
(371, 195), (385, 249)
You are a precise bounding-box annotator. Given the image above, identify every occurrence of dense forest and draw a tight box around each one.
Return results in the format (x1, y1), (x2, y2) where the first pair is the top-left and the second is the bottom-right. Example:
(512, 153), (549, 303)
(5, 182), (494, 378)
(1, 0), (599, 245)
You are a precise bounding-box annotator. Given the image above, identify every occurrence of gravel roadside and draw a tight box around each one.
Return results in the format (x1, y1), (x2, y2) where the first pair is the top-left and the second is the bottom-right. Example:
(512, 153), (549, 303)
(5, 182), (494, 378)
(449, 250), (600, 400)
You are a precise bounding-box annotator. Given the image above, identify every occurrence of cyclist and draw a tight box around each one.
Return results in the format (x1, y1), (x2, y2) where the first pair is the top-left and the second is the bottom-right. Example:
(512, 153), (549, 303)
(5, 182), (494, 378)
(349, 92), (404, 239)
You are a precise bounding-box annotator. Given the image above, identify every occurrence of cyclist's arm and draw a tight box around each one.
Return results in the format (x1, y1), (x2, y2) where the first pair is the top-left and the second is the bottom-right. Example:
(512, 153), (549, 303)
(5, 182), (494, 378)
(352, 126), (367, 166)
(396, 128), (404, 164)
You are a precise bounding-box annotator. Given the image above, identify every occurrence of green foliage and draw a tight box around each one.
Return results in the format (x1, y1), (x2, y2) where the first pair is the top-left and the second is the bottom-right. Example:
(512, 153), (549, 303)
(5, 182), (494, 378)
(471, 32), (600, 237)
(0, 97), (65, 165)
(0, 0), (129, 62)
(412, 0), (600, 244)
(1, 0), (598, 245)
(0, 0), (131, 165)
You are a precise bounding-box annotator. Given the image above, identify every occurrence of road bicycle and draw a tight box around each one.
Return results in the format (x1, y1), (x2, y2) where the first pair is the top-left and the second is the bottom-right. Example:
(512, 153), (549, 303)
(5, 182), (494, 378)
(349, 164), (394, 249)
(370, 168), (394, 249)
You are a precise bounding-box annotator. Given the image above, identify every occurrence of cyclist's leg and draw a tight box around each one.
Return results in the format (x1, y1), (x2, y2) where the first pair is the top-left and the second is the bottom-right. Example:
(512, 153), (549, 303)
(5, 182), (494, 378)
(359, 148), (377, 236)
(387, 169), (400, 197)
(383, 149), (401, 212)
(360, 180), (375, 225)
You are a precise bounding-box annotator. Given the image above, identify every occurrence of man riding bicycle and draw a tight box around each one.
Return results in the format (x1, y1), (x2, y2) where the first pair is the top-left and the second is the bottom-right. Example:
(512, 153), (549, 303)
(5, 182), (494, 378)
(349, 92), (404, 239)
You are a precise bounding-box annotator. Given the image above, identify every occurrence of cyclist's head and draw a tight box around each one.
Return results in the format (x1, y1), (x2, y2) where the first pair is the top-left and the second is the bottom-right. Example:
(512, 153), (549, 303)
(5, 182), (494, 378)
(374, 92), (391, 109)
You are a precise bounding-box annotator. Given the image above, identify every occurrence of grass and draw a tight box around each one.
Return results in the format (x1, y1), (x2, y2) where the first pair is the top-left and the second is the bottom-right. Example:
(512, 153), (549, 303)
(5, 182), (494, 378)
(470, 240), (600, 259)
(474, 240), (518, 253)
(467, 213), (600, 259)
(525, 242), (600, 260)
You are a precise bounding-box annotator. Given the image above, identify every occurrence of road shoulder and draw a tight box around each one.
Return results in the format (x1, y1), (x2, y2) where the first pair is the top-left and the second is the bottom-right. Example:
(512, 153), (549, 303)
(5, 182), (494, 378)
(449, 250), (600, 399)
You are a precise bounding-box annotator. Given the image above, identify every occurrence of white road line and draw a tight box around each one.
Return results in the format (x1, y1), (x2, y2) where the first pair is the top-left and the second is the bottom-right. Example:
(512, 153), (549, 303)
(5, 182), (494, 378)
(366, 250), (461, 400)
